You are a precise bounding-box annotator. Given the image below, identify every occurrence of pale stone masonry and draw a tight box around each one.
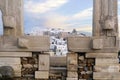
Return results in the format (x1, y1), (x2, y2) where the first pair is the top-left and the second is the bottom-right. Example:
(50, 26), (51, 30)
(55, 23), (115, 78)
(0, 0), (119, 80)
(67, 0), (120, 80)
(0, 0), (50, 79)
(0, 0), (24, 36)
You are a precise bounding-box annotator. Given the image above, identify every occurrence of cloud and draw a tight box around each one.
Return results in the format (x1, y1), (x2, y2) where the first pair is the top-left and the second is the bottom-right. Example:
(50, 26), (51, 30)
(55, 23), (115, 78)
(44, 7), (93, 32)
(72, 8), (92, 20)
(24, 0), (93, 33)
(44, 13), (69, 29)
(118, 1), (120, 5)
(76, 26), (92, 32)
(25, 0), (68, 14)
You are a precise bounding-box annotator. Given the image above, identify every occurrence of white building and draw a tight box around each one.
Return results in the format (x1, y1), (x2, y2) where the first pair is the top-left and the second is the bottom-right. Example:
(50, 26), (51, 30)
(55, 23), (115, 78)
(29, 28), (86, 56)
(49, 28), (68, 56)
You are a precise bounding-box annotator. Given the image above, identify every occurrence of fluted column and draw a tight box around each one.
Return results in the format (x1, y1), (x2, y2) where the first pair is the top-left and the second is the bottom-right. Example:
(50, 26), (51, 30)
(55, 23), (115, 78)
(93, 0), (118, 37)
(0, 0), (24, 36)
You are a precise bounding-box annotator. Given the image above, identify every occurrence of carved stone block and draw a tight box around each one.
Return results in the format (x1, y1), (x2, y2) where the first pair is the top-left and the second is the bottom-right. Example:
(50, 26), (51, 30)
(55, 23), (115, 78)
(93, 39), (103, 49)
(66, 78), (78, 80)
(50, 56), (66, 67)
(18, 38), (29, 48)
(67, 71), (78, 78)
(67, 53), (78, 71)
(39, 54), (50, 70)
(93, 72), (120, 79)
(94, 65), (119, 72)
(0, 52), (32, 57)
(103, 16), (114, 30)
(67, 37), (91, 52)
(35, 71), (49, 79)
(0, 57), (20, 64)
(0, 65), (21, 76)
(95, 58), (119, 66)
(0, 57), (21, 77)
(3, 16), (16, 28)
(86, 53), (118, 58)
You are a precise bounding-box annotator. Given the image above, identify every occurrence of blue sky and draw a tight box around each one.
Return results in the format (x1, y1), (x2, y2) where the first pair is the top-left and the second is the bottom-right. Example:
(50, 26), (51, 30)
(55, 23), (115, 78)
(24, 0), (93, 34)
(0, 0), (120, 35)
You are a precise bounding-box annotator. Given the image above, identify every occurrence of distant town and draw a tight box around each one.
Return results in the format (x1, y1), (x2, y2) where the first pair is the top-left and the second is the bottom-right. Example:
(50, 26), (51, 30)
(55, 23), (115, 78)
(26, 28), (89, 56)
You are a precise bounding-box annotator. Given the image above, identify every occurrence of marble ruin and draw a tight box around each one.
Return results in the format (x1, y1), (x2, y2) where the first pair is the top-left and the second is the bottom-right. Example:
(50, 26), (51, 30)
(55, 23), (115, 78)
(0, 0), (119, 80)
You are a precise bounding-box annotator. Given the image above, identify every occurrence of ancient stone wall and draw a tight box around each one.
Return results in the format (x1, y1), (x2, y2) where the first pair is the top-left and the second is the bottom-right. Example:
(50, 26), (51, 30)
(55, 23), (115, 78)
(0, 0), (119, 80)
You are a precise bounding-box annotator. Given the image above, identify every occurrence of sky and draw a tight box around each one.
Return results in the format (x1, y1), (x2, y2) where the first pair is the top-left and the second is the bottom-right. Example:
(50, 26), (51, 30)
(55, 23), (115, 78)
(0, 0), (120, 35)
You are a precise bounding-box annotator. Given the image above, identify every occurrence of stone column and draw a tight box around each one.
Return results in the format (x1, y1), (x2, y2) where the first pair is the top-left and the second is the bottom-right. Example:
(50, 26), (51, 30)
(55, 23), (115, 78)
(92, 0), (119, 52)
(93, 0), (120, 80)
(93, 0), (118, 37)
(0, 0), (24, 36)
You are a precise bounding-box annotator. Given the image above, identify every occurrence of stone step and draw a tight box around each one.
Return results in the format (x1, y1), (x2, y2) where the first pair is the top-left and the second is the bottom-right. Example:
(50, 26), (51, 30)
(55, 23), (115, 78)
(50, 56), (66, 67)
(93, 72), (120, 79)
(86, 53), (118, 58)
(66, 78), (78, 80)
(0, 57), (20, 64)
(94, 79), (120, 80)
(94, 65), (120, 72)
(67, 71), (78, 78)
(0, 52), (32, 57)
(35, 71), (49, 79)
(95, 58), (119, 66)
